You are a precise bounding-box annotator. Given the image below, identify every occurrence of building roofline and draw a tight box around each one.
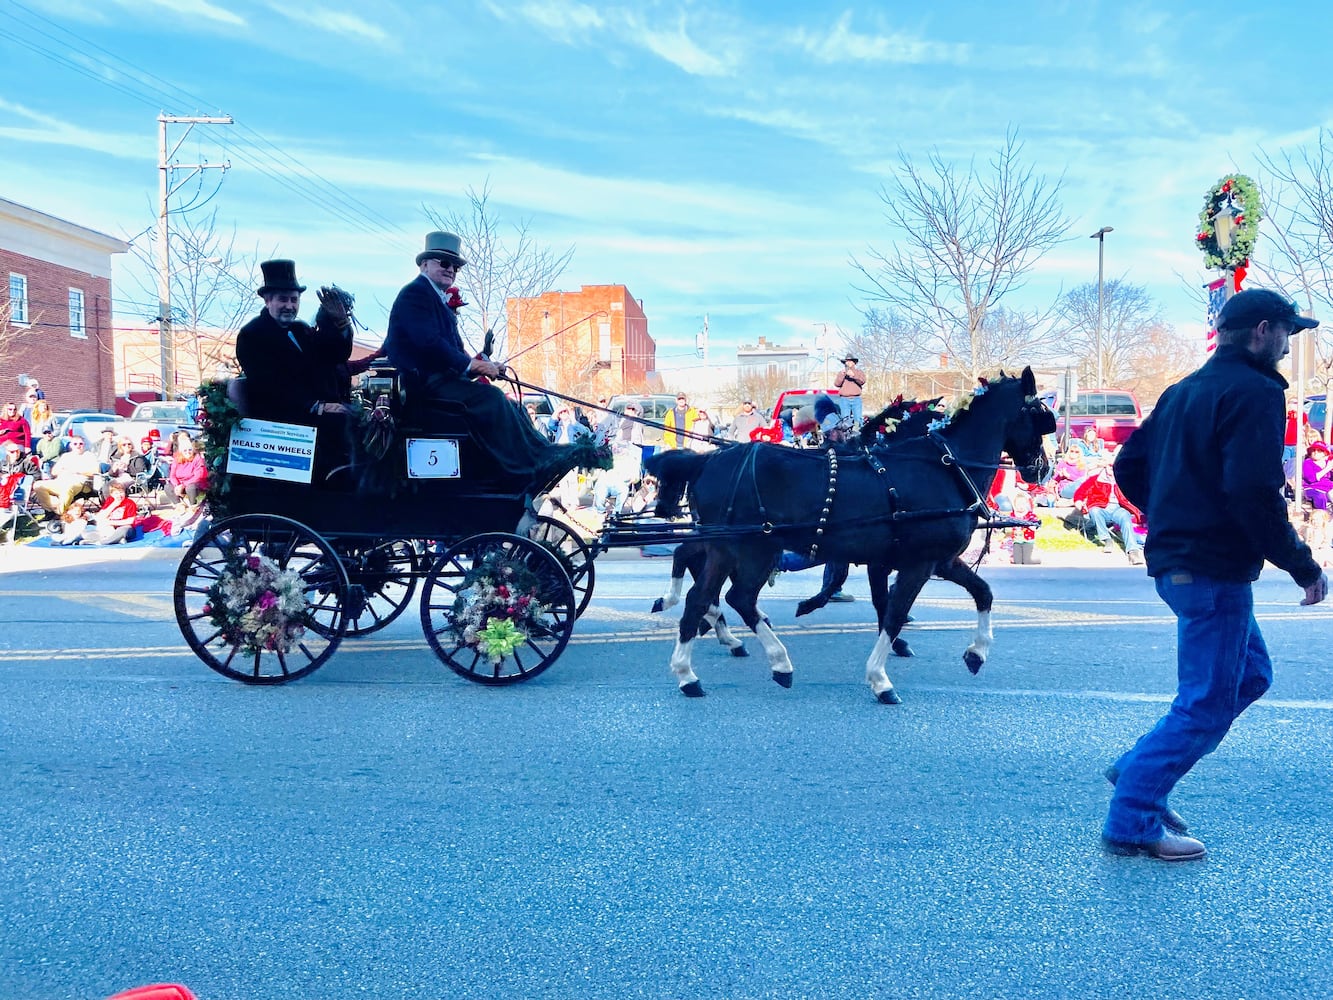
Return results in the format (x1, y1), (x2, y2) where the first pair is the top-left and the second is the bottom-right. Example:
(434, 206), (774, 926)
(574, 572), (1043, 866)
(0, 196), (130, 254)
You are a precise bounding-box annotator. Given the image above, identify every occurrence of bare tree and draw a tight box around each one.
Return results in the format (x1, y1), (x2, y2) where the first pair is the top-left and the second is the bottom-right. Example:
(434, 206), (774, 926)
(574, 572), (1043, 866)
(1255, 132), (1333, 415)
(123, 209), (262, 392)
(0, 299), (43, 374)
(425, 182), (575, 360)
(852, 130), (1070, 381)
(1056, 280), (1166, 385)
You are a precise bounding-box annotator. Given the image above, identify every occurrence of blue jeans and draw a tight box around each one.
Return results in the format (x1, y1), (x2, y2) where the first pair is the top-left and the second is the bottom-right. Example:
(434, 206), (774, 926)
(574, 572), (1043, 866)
(778, 552), (848, 592)
(1090, 504), (1140, 551)
(1103, 573), (1272, 843)
(838, 396), (863, 425)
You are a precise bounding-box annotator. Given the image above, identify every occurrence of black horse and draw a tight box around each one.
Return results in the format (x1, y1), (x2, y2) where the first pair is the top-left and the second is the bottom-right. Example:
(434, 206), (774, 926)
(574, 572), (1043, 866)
(645, 368), (1055, 702)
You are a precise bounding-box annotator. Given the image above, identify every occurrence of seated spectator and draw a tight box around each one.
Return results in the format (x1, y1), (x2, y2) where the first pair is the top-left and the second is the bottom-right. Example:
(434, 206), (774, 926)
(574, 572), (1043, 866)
(593, 402), (645, 514)
(1, 442), (40, 542)
(26, 399), (55, 439)
(55, 497), (93, 546)
(1076, 426), (1110, 470)
(129, 437), (165, 495)
(1302, 441), (1333, 555)
(94, 426), (118, 471)
(86, 480), (139, 544)
(34, 427), (63, 476)
(1072, 465), (1144, 565)
(33, 438), (100, 516)
(1053, 446), (1090, 500)
(0, 401), (32, 455)
(164, 439), (208, 506)
(103, 436), (138, 496)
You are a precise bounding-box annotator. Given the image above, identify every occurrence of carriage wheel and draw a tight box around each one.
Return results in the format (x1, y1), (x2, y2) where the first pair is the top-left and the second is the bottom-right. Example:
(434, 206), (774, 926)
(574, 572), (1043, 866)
(335, 539), (419, 637)
(529, 515), (596, 619)
(419, 532), (576, 685)
(173, 514), (350, 684)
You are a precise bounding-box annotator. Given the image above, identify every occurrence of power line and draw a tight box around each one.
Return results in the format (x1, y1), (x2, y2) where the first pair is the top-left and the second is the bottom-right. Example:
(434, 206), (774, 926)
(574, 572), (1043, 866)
(1, 2), (410, 250)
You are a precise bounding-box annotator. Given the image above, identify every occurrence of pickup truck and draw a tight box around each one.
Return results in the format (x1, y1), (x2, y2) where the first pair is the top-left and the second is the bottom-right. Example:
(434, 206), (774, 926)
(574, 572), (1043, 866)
(114, 400), (198, 451)
(750, 389), (840, 443)
(1053, 389), (1142, 448)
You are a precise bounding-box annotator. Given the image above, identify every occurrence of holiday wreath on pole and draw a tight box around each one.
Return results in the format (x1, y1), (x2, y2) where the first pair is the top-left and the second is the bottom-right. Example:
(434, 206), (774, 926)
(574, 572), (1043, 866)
(1195, 174), (1263, 285)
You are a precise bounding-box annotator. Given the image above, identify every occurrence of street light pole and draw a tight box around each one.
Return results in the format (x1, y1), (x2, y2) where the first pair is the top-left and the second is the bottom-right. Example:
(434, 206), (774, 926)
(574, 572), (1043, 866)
(1090, 226), (1113, 388)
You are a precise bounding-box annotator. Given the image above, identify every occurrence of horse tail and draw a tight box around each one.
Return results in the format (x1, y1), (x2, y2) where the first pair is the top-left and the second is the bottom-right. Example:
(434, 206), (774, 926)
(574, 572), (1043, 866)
(645, 449), (710, 519)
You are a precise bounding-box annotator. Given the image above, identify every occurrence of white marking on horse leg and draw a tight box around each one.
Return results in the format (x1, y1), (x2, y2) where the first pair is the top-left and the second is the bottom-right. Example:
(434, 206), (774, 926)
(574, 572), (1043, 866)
(965, 609), (993, 665)
(669, 635), (699, 689)
(705, 606), (743, 649)
(864, 630), (896, 698)
(659, 575), (683, 611)
(754, 619), (793, 675)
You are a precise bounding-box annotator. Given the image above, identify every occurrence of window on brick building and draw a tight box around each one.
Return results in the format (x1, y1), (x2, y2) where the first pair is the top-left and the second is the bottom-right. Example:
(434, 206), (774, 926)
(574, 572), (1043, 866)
(68, 288), (86, 338)
(8, 273), (28, 324)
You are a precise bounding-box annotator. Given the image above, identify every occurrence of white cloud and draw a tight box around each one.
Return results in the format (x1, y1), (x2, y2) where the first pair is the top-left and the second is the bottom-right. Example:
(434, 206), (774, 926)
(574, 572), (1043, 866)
(117, 0), (246, 28)
(792, 12), (970, 66)
(277, 6), (391, 46)
(0, 99), (141, 158)
(513, 0), (605, 39)
(630, 15), (734, 77)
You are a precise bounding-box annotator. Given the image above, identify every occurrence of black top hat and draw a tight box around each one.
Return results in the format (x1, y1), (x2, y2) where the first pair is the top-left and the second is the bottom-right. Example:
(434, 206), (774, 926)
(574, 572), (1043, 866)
(1216, 289), (1319, 333)
(256, 259), (307, 297)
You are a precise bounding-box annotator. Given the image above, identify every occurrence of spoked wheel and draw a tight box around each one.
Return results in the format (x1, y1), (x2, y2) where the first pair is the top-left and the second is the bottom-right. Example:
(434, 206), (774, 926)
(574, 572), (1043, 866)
(419, 532), (576, 685)
(528, 515), (596, 619)
(335, 538), (419, 637)
(173, 514), (350, 684)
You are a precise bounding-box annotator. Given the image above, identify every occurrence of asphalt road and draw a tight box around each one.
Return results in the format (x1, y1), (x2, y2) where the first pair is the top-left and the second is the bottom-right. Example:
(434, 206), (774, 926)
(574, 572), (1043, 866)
(2, 548), (1332, 999)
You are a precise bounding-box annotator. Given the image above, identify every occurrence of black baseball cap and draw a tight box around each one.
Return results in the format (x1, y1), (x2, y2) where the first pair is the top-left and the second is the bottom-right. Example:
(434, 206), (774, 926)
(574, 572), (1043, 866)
(1216, 289), (1319, 334)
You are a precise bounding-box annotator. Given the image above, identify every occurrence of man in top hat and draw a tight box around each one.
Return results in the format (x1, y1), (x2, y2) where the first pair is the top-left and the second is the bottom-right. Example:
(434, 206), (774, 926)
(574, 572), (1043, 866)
(235, 259), (355, 426)
(834, 355), (866, 426)
(382, 231), (571, 482)
(1102, 288), (1327, 863)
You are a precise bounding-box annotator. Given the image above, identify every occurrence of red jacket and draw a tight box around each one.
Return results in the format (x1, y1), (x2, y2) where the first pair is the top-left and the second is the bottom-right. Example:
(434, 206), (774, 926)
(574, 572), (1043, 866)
(1073, 474), (1143, 522)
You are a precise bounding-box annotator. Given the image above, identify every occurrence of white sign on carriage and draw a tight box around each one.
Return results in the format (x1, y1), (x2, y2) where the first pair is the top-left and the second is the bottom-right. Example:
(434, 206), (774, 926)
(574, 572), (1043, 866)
(226, 418), (317, 483)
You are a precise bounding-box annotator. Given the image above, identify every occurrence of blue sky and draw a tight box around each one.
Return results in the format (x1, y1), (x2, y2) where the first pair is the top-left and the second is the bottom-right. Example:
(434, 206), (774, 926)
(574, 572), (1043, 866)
(2, 0), (1330, 382)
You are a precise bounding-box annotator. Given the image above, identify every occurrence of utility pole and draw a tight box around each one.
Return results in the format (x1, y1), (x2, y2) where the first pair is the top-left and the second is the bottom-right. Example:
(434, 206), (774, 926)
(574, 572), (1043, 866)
(1090, 226), (1113, 389)
(158, 113), (232, 400)
(814, 323), (829, 387)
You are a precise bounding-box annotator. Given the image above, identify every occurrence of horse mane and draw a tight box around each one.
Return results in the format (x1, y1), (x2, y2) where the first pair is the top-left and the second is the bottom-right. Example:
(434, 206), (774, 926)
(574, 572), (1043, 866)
(939, 372), (1021, 430)
(860, 396), (944, 446)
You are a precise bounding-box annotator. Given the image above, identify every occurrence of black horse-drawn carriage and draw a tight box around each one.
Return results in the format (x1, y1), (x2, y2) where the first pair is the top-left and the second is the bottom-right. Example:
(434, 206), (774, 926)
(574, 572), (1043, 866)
(172, 371), (597, 686)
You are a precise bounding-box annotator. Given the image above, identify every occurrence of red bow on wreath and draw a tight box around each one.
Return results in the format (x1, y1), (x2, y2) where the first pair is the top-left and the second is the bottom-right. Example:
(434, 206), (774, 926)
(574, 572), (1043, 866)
(446, 286), (467, 310)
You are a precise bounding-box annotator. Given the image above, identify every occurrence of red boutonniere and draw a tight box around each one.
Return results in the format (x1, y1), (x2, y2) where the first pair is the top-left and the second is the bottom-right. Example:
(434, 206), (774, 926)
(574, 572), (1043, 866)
(446, 286), (467, 310)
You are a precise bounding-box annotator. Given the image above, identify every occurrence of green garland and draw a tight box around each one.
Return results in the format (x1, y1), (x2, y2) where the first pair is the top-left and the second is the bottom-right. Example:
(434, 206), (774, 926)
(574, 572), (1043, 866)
(195, 379), (242, 517)
(1195, 174), (1262, 269)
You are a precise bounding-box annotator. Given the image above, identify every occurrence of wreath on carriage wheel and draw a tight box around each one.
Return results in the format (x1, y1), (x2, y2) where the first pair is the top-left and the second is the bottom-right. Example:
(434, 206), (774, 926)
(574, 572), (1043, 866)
(202, 552), (312, 655)
(450, 550), (553, 663)
(1195, 174), (1262, 271)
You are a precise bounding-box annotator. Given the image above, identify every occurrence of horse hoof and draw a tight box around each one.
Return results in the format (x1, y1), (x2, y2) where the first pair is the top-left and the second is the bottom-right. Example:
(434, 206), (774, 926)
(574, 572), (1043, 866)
(795, 600), (815, 618)
(892, 637), (914, 658)
(964, 650), (984, 675)
(680, 680), (706, 698)
(877, 688), (903, 705)
(904, 614), (915, 625)
(729, 645), (749, 657)
(772, 670), (793, 689)
(650, 598), (665, 614)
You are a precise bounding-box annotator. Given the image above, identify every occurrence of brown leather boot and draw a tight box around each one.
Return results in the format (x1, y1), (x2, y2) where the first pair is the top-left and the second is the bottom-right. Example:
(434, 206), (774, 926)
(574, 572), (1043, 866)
(1103, 832), (1207, 862)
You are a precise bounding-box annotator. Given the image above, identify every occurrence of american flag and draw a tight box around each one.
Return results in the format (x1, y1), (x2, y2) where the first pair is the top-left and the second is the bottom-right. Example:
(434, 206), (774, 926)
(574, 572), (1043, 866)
(1204, 277), (1227, 354)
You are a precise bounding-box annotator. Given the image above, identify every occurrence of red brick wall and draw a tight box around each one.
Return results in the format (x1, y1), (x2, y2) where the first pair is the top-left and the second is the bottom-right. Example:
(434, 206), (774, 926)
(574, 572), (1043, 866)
(0, 248), (115, 412)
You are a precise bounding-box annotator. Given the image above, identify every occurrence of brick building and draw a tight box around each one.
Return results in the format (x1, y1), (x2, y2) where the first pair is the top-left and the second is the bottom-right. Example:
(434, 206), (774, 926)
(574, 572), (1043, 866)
(505, 284), (656, 397)
(0, 197), (128, 411)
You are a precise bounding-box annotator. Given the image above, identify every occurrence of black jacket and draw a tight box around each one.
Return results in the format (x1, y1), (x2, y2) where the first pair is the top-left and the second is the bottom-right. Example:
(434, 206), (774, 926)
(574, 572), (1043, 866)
(382, 274), (472, 384)
(1114, 345), (1320, 586)
(235, 308), (353, 424)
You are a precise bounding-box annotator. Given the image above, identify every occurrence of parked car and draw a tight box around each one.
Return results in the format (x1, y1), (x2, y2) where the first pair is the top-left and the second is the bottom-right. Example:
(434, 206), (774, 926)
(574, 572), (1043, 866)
(114, 400), (198, 452)
(1054, 389), (1142, 448)
(1305, 394), (1327, 435)
(607, 394), (682, 446)
(750, 388), (840, 443)
(55, 410), (120, 450)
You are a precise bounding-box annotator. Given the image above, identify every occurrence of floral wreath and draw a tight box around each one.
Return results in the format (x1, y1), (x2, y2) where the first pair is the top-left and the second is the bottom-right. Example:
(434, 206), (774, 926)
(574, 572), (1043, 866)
(450, 549), (552, 663)
(203, 552), (311, 655)
(1195, 174), (1262, 270)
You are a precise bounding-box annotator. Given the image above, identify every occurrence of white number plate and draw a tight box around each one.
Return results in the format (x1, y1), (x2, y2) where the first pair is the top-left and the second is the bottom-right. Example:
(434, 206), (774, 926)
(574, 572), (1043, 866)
(405, 438), (461, 479)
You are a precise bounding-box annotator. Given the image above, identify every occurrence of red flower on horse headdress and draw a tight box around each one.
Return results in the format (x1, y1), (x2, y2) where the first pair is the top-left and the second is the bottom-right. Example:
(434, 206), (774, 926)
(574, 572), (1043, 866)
(446, 286), (467, 310)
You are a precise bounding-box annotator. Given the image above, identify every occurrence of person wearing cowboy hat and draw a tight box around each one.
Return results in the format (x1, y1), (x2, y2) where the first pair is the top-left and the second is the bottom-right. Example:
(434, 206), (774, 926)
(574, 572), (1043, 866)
(381, 231), (571, 483)
(833, 354), (867, 426)
(235, 259), (356, 428)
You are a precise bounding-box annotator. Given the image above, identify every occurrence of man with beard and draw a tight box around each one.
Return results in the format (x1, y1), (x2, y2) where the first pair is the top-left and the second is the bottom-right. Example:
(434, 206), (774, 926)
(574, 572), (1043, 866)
(235, 259), (354, 426)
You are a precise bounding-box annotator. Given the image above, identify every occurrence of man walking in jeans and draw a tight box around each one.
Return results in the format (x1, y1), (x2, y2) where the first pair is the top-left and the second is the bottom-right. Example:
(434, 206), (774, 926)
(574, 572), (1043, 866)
(1104, 289), (1327, 861)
